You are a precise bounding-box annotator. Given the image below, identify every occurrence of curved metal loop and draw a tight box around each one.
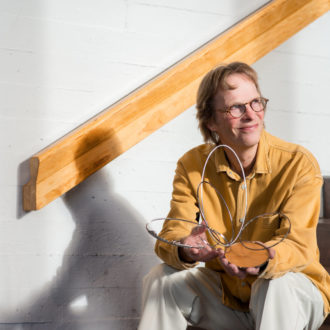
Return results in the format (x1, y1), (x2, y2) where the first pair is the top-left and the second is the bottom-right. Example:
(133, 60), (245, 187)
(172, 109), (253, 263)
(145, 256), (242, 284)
(146, 145), (291, 252)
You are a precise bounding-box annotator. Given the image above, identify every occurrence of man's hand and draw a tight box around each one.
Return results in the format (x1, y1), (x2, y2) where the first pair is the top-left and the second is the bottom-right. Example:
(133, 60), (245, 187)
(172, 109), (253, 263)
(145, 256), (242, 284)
(218, 244), (275, 279)
(179, 225), (220, 263)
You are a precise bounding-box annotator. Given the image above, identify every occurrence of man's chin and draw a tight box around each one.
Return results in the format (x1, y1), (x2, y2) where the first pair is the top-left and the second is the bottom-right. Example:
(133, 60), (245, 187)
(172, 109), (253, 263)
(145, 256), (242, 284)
(239, 133), (261, 147)
(219, 134), (260, 151)
(235, 138), (260, 151)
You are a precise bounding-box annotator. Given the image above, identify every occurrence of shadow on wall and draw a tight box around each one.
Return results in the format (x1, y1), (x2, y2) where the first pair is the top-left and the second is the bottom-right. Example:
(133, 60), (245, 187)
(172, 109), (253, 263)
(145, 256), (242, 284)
(11, 129), (158, 329)
(17, 158), (30, 219)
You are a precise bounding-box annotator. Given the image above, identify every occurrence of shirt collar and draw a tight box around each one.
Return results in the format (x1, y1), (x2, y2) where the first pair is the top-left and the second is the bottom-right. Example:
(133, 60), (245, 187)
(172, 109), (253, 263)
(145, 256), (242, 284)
(254, 130), (272, 174)
(213, 130), (272, 176)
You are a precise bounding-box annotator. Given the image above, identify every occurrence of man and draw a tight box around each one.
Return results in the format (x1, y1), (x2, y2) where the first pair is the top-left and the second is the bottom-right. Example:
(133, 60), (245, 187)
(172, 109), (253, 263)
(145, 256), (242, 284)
(138, 62), (329, 330)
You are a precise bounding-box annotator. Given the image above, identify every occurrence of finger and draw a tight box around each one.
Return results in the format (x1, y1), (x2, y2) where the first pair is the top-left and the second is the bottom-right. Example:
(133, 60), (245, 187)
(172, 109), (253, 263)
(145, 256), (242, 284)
(189, 247), (202, 257)
(218, 255), (247, 279)
(225, 264), (245, 279)
(237, 271), (247, 279)
(196, 248), (220, 262)
(198, 236), (210, 248)
(228, 265), (247, 279)
(200, 250), (221, 262)
(253, 241), (276, 259)
(219, 257), (235, 275)
(182, 234), (204, 248)
(191, 225), (206, 236)
(216, 248), (226, 259)
(228, 263), (240, 275)
(268, 247), (276, 259)
(245, 267), (260, 276)
(199, 242), (218, 255)
(183, 240), (218, 262)
(219, 254), (229, 266)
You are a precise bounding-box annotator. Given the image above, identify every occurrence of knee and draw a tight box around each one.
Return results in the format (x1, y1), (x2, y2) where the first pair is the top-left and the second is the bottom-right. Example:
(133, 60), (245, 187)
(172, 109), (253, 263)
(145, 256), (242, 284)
(143, 263), (177, 282)
(142, 263), (180, 294)
(252, 272), (294, 295)
(250, 273), (324, 329)
(251, 272), (307, 314)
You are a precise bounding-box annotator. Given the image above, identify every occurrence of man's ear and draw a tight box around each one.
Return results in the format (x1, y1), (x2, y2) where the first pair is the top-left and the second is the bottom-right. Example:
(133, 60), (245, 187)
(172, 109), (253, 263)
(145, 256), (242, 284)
(206, 120), (216, 132)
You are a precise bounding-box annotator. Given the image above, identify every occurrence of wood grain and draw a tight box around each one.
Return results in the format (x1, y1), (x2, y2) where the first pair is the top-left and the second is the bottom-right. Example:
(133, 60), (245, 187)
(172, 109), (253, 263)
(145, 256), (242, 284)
(225, 242), (270, 268)
(23, 0), (330, 210)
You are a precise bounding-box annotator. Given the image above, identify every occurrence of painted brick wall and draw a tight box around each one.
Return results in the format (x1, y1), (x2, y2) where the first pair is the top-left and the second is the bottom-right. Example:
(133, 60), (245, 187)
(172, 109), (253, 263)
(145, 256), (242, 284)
(0, 1), (329, 329)
(254, 12), (330, 176)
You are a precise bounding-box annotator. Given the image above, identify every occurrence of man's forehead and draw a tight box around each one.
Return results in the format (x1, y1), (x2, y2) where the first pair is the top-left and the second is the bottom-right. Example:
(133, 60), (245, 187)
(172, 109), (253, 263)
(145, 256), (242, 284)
(215, 74), (259, 104)
(221, 73), (256, 91)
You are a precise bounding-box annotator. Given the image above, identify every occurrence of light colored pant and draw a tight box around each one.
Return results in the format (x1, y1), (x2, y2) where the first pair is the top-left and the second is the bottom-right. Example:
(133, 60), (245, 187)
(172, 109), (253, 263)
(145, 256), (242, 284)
(138, 264), (325, 330)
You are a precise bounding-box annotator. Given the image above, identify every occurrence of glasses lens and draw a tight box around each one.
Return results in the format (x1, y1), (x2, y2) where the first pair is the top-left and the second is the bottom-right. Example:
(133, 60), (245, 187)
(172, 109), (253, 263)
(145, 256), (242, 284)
(227, 98), (267, 118)
(251, 98), (265, 112)
(229, 105), (245, 118)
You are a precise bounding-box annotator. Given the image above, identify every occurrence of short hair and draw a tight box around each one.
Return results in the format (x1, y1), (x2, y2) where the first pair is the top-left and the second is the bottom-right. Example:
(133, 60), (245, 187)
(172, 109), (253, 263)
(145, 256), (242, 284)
(196, 62), (261, 144)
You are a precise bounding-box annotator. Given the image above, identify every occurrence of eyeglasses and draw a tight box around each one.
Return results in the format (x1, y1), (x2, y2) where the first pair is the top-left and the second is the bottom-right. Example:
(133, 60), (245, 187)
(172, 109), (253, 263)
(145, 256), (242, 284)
(217, 97), (269, 118)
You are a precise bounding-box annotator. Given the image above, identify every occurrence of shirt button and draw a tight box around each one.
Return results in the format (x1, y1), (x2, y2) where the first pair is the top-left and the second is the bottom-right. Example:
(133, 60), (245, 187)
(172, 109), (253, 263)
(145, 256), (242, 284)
(241, 184), (246, 190)
(241, 281), (246, 287)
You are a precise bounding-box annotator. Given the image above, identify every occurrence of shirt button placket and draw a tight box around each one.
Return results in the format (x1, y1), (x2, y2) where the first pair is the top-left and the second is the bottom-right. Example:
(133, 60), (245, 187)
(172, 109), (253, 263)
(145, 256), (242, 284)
(236, 181), (247, 228)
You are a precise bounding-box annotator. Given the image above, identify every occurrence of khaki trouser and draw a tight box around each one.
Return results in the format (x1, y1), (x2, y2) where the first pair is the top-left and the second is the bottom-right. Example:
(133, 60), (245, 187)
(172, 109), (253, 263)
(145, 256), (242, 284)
(138, 264), (324, 330)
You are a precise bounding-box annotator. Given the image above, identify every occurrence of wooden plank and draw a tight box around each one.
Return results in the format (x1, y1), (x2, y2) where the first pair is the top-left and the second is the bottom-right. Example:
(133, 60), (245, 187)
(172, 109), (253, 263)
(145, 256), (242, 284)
(23, 0), (330, 210)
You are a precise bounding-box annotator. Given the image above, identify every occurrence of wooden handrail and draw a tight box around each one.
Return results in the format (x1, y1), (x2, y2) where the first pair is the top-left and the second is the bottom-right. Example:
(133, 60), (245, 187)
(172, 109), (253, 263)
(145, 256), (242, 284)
(23, 0), (329, 210)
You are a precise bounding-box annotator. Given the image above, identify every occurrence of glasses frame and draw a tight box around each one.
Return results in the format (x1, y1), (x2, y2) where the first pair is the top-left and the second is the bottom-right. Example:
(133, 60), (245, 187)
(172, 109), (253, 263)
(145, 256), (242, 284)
(217, 97), (269, 119)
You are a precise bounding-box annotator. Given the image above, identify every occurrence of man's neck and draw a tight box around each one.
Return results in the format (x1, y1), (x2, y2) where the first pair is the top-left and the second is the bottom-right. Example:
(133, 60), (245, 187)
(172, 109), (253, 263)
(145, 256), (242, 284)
(225, 145), (258, 177)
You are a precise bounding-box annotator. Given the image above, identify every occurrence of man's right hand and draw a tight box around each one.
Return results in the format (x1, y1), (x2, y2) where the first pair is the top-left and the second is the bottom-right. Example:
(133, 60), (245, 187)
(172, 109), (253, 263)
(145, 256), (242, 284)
(217, 243), (275, 279)
(178, 225), (220, 263)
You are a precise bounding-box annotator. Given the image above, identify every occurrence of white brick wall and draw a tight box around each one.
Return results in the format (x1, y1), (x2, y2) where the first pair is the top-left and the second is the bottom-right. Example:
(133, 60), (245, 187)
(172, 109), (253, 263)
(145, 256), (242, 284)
(0, 0), (329, 328)
(254, 11), (330, 175)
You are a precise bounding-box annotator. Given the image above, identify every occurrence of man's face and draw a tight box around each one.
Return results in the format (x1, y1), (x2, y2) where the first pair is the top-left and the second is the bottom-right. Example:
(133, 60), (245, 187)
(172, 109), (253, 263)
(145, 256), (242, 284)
(208, 73), (264, 153)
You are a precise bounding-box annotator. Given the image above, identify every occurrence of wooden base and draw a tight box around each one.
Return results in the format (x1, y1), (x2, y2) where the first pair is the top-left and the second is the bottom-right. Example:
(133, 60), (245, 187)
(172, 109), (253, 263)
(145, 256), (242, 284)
(225, 242), (269, 268)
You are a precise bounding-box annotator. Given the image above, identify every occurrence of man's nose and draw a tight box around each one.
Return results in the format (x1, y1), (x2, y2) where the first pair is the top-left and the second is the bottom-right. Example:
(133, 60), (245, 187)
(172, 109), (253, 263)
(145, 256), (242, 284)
(242, 104), (255, 119)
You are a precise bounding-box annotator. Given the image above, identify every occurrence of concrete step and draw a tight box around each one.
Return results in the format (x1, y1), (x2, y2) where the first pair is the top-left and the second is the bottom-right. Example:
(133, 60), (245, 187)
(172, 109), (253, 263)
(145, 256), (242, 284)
(318, 218), (330, 329)
(318, 218), (330, 273)
(323, 177), (330, 218)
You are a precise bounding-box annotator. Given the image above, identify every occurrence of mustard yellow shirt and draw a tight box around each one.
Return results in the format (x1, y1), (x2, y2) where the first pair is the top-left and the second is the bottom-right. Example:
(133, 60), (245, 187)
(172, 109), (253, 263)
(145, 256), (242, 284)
(155, 130), (330, 314)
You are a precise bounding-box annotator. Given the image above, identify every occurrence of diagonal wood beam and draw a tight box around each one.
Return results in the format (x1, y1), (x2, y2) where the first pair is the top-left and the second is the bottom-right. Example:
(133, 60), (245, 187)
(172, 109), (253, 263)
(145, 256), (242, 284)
(23, 0), (330, 210)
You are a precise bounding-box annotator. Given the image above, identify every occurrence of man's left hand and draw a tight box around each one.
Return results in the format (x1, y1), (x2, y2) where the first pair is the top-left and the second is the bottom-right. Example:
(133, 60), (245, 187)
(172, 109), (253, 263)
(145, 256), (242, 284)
(217, 246), (275, 279)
